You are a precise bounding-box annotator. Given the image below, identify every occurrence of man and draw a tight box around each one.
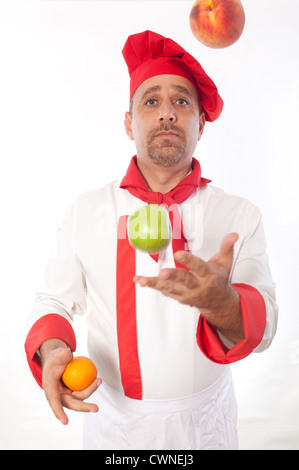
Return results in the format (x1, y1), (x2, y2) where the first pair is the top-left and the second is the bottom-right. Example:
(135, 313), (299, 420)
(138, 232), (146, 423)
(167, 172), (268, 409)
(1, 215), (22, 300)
(25, 30), (278, 450)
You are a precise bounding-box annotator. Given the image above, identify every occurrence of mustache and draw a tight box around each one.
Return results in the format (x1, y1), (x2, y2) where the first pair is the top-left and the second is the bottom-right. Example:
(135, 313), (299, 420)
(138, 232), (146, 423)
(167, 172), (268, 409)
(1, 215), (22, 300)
(147, 123), (185, 142)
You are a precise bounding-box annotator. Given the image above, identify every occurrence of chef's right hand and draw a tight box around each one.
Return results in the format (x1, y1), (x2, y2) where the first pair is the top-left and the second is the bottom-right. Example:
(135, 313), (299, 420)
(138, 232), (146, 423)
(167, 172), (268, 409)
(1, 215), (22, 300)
(40, 339), (101, 425)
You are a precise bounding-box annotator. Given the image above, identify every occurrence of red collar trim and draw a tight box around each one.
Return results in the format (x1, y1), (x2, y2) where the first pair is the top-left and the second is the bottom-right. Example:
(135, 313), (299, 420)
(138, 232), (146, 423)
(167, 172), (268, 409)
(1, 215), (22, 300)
(120, 156), (211, 196)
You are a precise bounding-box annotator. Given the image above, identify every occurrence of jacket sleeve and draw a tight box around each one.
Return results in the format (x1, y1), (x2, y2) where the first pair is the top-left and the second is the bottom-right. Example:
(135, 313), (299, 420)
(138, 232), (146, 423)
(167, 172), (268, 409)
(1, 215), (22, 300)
(197, 213), (278, 364)
(24, 201), (87, 387)
(25, 314), (77, 388)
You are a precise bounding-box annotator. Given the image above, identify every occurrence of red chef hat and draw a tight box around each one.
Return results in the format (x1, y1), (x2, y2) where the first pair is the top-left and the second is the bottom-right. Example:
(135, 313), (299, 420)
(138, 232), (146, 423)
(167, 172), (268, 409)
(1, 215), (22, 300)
(122, 30), (223, 122)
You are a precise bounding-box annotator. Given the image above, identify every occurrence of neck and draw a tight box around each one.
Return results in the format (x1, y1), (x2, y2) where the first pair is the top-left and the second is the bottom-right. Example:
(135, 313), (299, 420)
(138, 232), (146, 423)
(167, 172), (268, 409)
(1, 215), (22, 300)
(136, 157), (192, 193)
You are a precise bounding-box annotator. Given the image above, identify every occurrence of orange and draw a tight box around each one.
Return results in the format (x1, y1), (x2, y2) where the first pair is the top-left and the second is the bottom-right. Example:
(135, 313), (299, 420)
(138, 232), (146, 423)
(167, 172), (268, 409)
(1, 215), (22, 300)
(62, 356), (97, 392)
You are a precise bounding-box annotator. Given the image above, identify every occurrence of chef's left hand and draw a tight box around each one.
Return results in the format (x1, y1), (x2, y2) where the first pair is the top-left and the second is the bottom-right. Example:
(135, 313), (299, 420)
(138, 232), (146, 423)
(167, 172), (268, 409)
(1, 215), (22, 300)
(133, 232), (245, 343)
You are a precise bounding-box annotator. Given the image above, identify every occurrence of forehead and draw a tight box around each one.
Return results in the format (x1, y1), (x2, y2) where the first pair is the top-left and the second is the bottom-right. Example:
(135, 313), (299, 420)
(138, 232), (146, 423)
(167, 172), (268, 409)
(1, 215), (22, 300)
(134, 74), (199, 101)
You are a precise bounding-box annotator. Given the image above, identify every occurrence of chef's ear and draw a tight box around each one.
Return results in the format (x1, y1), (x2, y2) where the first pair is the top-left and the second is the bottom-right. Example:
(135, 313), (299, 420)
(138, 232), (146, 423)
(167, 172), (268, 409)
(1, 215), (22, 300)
(124, 112), (134, 140)
(198, 111), (205, 141)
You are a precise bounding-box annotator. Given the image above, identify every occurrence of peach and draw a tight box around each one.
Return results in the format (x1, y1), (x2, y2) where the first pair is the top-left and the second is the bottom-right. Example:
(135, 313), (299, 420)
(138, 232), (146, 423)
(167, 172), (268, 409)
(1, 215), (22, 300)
(189, 0), (245, 49)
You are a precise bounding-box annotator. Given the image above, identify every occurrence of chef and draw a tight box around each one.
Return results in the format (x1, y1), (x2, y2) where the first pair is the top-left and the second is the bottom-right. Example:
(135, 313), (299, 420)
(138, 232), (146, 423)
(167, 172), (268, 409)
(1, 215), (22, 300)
(25, 30), (278, 450)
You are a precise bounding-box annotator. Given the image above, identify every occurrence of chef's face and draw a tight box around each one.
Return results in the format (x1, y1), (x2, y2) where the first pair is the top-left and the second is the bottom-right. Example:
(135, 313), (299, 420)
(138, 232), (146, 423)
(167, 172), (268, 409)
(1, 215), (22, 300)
(124, 74), (205, 168)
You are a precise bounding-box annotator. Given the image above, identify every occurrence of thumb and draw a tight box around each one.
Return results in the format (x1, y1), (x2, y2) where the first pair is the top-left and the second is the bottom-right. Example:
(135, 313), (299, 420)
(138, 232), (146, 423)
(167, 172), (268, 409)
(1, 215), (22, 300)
(57, 347), (73, 366)
(43, 347), (72, 377)
(209, 232), (238, 268)
(220, 232), (238, 255)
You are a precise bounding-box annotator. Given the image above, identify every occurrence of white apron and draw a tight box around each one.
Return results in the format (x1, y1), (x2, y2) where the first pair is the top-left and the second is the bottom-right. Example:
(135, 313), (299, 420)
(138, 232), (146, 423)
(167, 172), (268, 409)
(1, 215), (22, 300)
(83, 367), (238, 450)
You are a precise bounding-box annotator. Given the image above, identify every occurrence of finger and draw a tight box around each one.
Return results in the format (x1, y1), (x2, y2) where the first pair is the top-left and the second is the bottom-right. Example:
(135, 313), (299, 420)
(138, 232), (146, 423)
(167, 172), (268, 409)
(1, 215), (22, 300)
(42, 348), (73, 425)
(61, 393), (99, 414)
(134, 273), (188, 299)
(219, 232), (238, 255)
(58, 347), (73, 365)
(133, 275), (151, 287)
(174, 251), (209, 277)
(71, 378), (102, 401)
(63, 378), (102, 414)
(51, 399), (69, 425)
(44, 382), (70, 425)
(209, 232), (238, 267)
(134, 275), (164, 289)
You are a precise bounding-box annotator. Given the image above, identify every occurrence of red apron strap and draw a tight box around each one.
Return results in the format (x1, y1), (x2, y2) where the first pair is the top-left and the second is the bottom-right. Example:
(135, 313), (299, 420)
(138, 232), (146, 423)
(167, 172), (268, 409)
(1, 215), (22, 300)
(116, 215), (142, 399)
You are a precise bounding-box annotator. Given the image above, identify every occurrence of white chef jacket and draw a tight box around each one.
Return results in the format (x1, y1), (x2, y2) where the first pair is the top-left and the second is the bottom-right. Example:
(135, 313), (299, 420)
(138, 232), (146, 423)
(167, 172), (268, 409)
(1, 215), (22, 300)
(25, 176), (278, 449)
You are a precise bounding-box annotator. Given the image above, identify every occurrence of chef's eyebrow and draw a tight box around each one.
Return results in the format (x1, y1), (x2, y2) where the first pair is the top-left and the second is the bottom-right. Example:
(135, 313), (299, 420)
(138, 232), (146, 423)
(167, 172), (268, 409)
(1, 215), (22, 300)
(171, 84), (193, 100)
(140, 84), (194, 103)
(140, 86), (161, 102)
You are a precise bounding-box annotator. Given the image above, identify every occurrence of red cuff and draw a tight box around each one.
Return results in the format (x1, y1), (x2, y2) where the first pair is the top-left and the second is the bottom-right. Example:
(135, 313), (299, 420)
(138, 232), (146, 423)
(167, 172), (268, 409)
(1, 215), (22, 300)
(196, 283), (266, 364)
(24, 314), (76, 388)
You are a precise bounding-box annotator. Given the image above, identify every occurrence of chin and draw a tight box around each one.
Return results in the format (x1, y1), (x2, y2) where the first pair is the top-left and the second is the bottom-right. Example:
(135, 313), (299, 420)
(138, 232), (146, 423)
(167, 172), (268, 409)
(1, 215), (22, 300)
(148, 144), (185, 167)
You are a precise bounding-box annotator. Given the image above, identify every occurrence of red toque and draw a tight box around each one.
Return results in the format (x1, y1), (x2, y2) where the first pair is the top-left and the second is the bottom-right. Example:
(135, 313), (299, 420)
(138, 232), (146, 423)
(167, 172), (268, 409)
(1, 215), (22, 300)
(122, 30), (223, 122)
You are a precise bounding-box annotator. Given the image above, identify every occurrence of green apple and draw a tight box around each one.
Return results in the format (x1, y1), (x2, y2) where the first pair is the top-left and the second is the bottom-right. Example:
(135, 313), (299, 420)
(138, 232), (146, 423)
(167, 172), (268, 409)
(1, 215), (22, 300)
(127, 204), (172, 253)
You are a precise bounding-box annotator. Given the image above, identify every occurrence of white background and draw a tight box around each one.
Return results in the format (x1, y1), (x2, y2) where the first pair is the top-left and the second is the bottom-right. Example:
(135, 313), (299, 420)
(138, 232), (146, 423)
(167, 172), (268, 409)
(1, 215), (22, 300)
(0, 0), (298, 450)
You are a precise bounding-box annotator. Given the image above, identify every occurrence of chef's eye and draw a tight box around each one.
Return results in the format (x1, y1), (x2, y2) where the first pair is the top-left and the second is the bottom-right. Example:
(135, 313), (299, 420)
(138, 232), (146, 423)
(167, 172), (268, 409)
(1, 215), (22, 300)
(176, 98), (188, 105)
(146, 99), (157, 106)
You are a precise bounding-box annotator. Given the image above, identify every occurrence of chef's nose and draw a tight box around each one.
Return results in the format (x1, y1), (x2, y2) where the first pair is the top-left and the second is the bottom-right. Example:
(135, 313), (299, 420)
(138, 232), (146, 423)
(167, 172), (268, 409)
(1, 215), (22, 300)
(158, 103), (176, 122)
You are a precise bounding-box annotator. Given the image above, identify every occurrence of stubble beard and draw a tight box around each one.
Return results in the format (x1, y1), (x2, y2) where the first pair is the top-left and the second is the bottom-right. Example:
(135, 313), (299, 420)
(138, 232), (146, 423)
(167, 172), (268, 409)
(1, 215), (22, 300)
(146, 125), (187, 168)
